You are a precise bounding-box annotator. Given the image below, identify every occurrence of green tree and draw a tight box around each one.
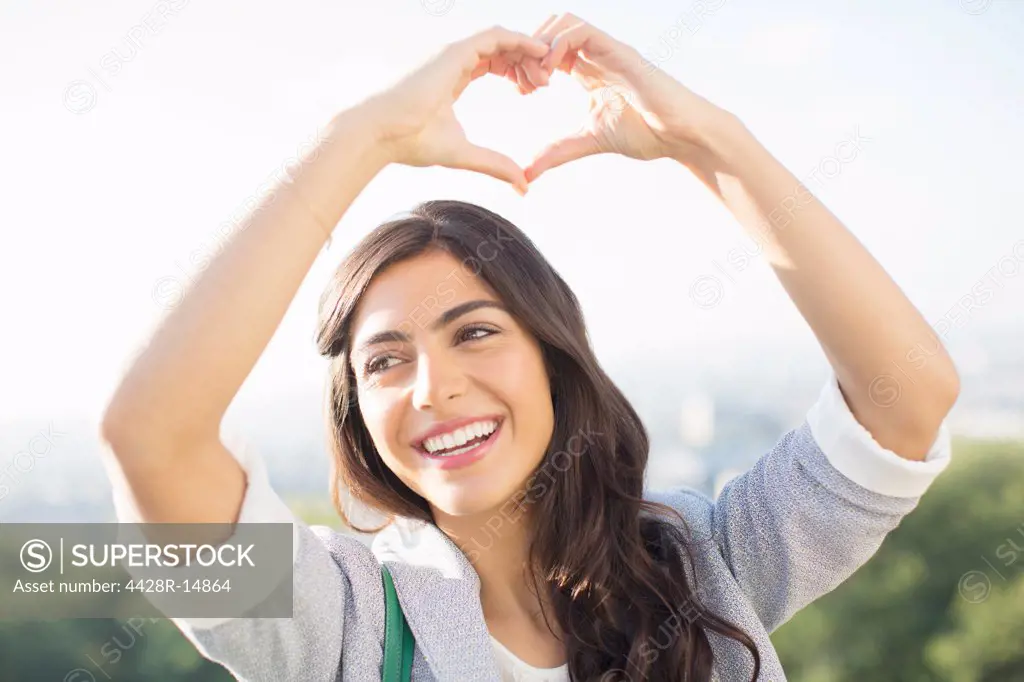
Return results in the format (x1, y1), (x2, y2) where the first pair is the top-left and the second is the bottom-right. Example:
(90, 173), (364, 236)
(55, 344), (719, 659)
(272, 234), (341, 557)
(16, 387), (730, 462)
(773, 438), (1024, 682)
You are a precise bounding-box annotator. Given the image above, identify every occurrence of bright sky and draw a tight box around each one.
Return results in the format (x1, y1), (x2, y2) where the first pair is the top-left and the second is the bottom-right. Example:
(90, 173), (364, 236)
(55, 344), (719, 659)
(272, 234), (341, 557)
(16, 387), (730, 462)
(2, 0), (1022, 420)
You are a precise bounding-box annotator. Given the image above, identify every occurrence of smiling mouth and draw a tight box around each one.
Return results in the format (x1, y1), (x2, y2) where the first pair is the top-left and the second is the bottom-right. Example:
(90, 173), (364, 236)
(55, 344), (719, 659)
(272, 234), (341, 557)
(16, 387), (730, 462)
(413, 418), (505, 465)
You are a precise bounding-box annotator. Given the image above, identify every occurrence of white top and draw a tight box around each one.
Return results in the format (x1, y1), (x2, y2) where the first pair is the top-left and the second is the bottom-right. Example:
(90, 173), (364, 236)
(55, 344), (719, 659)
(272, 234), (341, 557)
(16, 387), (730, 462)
(489, 634), (569, 682)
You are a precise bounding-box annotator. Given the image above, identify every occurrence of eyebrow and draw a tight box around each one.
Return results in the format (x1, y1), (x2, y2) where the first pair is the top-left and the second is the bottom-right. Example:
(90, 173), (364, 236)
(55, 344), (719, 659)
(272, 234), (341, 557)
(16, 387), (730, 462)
(353, 299), (508, 358)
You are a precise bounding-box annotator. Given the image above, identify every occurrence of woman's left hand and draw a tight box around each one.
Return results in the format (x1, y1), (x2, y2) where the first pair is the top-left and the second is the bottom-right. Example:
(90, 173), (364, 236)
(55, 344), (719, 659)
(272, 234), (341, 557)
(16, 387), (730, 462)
(520, 13), (737, 182)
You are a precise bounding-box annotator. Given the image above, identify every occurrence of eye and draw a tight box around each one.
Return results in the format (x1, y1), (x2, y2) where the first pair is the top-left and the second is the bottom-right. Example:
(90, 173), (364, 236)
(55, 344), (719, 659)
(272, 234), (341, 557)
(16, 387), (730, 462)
(363, 354), (401, 377)
(362, 325), (498, 377)
(456, 324), (498, 343)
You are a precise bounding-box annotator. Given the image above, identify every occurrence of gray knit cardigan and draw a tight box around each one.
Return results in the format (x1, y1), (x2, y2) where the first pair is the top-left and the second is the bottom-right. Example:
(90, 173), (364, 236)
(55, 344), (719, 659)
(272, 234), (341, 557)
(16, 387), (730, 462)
(112, 374), (951, 681)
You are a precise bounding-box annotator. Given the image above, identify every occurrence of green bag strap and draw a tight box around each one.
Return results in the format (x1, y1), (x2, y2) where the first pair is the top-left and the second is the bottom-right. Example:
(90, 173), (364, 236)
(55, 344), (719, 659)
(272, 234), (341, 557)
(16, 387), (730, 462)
(381, 564), (415, 682)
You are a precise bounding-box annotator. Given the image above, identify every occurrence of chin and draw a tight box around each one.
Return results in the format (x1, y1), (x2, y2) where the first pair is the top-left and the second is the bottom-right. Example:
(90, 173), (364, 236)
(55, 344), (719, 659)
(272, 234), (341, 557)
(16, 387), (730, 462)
(426, 484), (521, 519)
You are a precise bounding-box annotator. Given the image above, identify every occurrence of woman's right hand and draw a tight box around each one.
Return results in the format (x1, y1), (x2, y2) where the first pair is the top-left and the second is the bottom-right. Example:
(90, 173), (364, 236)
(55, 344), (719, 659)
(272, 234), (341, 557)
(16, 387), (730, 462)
(359, 26), (553, 195)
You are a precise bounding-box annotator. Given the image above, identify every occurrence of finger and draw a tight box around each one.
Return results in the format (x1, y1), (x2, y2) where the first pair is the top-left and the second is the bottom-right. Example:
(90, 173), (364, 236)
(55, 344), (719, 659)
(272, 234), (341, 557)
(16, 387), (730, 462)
(541, 22), (590, 72)
(448, 27), (555, 101)
(534, 14), (573, 72)
(535, 12), (577, 44)
(488, 55), (522, 84)
(448, 140), (528, 193)
(516, 61), (542, 92)
(519, 55), (550, 88)
(525, 133), (602, 183)
(485, 52), (533, 91)
(501, 63), (521, 89)
(515, 64), (535, 94)
(471, 51), (524, 84)
(532, 14), (560, 39)
(470, 58), (491, 81)
(556, 49), (579, 75)
(544, 18), (640, 79)
(465, 26), (550, 63)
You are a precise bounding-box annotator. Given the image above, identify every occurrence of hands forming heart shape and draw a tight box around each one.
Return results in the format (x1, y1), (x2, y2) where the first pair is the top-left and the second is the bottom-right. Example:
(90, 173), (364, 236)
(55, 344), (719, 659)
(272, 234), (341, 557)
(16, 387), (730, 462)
(360, 13), (735, 195)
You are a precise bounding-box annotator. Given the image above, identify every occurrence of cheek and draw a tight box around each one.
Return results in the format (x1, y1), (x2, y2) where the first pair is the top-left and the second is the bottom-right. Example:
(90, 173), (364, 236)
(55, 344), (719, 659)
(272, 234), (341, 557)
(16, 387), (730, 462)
(481, 344), (552, 443)
(360, 394), (426, 496)
(358, 389), (409, 462)
(478, 343), (543, 401)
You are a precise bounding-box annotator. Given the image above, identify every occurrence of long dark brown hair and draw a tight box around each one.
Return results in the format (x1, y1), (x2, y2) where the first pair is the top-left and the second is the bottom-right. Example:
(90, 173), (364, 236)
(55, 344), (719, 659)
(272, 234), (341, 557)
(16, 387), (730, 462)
(315, 200), (760, 681)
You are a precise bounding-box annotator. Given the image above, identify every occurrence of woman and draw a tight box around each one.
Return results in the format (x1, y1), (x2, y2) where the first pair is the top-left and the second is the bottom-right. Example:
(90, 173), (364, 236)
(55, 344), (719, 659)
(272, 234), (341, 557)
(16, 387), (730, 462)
(101, 14), (960, 682)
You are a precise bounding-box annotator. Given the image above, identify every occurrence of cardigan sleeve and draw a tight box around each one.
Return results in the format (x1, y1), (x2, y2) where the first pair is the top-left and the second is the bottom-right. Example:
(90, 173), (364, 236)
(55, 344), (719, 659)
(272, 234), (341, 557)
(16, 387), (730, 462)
(658, 371), (952, 633)
(108, 437), (347, 682)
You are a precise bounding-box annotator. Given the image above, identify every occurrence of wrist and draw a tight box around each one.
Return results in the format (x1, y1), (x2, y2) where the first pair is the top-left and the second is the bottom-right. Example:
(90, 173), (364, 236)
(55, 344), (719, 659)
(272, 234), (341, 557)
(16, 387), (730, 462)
(326, 102), (397, 171)
(685, 110), (758, 172)
(281, 107), (391, 234)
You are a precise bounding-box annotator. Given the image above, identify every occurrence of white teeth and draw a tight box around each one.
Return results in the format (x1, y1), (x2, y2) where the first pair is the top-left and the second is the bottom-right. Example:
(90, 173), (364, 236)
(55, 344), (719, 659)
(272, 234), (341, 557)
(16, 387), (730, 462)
(432, 442), (477, 458)
(422, 419), (498, 454)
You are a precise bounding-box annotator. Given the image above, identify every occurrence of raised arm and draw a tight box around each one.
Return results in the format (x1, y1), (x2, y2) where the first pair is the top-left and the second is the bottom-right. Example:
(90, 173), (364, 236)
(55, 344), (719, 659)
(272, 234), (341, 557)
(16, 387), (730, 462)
(673, 118), (960, 459)
(97, 26), (555, 681)
(99, 27), (551, 526)
(524, 13), (959, 459)
(532, 13), (960, 636)
(99, 108), (388, 525)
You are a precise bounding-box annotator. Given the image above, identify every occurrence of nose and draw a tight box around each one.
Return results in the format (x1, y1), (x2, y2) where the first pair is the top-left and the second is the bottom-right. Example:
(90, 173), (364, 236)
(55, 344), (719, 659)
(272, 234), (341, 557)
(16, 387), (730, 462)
(411, 347), (468, 410)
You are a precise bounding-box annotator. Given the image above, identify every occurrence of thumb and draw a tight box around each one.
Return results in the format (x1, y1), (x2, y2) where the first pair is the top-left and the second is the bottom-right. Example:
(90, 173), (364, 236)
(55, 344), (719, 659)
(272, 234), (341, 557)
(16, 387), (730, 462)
(525, 133), (601, 183)
(445, 140), (528, 194)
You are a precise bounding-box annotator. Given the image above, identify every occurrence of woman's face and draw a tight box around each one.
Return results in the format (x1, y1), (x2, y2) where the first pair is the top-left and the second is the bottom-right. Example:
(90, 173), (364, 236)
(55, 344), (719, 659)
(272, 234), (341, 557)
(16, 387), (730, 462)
(349, 249), (555, 518)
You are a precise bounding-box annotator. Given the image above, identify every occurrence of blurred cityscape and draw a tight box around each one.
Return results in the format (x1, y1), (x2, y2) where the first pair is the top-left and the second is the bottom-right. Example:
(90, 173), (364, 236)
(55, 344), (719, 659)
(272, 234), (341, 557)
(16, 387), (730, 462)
(2, 326), (1022, 525)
